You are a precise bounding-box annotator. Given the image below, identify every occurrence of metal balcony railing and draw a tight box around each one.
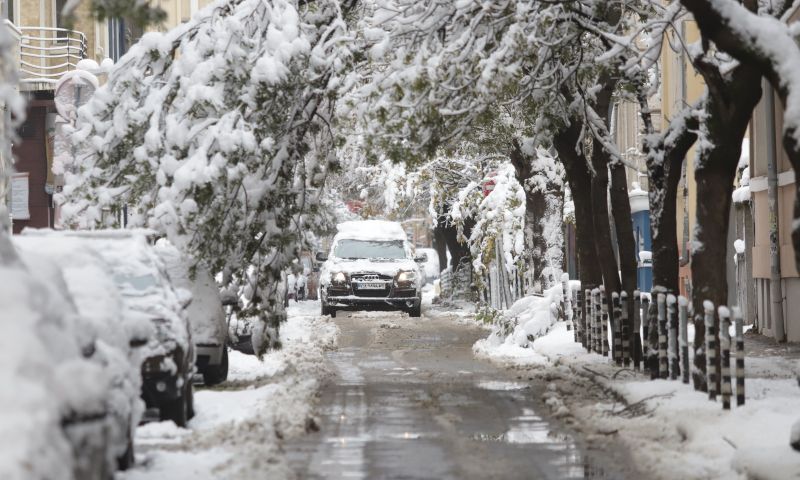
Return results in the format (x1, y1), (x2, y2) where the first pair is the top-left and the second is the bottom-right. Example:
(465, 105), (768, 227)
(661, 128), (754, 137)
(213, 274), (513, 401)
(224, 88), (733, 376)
(18, 26), (87, 87)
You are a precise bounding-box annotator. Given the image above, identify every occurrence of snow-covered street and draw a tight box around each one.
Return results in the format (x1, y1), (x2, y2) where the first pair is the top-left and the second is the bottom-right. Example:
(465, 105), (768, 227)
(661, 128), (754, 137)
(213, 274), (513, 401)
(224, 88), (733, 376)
(119, 298), (638, 480)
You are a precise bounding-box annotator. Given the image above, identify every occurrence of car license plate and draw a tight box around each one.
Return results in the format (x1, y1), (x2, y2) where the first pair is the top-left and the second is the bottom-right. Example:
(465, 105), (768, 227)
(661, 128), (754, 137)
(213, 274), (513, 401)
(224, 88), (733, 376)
(359, 282), (384, 289)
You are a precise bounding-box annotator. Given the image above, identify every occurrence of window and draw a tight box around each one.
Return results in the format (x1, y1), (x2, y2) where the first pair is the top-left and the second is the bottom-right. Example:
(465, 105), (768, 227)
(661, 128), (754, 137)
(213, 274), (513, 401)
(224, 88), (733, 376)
(55, 0), (67, 28)
(334, 239), (407, 260)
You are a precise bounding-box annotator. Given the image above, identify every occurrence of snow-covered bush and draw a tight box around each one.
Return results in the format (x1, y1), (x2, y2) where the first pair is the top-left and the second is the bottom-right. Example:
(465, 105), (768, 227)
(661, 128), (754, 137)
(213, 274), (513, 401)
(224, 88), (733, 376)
(450, 162), (525, 291)
(59, 0), (354, 355)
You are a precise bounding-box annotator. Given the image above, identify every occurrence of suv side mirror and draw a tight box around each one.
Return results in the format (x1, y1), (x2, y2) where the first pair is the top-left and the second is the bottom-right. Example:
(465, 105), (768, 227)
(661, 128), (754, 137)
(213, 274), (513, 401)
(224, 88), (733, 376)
(414, 253), (428, 263)
(129, 336), (148, 348)
(316, 252), (328, 262)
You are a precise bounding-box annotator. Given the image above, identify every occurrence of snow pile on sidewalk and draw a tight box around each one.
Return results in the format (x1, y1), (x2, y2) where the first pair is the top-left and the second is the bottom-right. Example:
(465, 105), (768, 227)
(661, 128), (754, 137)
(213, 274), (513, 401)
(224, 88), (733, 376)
(473, 284), (566, 364)
(120, 301), (338, 480)
(473, 291), (800, 479)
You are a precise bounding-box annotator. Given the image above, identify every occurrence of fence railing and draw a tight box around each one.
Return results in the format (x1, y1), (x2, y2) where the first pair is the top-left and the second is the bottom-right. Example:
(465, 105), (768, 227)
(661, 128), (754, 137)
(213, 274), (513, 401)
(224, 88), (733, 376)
(18, 26), (87, 86)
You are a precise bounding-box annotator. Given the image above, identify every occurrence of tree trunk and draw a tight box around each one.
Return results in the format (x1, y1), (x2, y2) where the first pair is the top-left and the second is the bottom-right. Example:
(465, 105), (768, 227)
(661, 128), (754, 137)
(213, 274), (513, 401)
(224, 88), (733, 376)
(644, 108), (699, 377)
(609, 161), (640, 361)
(433, 221), (449, 273)
(690, 62), (762, 391)
(509, 142), (549, 293)
(554, 125), (603, 292)
(590, 138), (622, 295)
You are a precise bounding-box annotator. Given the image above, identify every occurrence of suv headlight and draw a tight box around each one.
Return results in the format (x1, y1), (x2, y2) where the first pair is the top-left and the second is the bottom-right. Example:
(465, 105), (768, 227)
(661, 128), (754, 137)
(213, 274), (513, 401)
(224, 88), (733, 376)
(331, 271), (348, 285)
(396, 270), (417, 285)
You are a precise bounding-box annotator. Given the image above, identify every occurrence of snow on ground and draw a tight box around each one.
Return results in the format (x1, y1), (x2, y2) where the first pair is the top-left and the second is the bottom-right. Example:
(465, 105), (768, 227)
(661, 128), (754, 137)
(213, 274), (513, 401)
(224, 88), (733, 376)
(474, 291), (800, 480)
(119, 300), (337, 480)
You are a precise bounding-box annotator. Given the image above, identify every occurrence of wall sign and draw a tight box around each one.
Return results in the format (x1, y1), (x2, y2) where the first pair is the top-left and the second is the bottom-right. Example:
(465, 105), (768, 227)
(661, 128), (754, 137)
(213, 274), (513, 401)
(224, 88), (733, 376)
(11, 172), (30, 220)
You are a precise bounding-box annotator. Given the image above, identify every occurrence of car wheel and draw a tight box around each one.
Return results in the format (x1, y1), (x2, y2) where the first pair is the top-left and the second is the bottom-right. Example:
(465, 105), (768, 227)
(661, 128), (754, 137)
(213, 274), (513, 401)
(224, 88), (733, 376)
(160, 385), (189, 427)
(186, 383), (195, 420)
(203, 348), (229, 386)
(117, 432), (135, 470)
(408, 302), (422, 318)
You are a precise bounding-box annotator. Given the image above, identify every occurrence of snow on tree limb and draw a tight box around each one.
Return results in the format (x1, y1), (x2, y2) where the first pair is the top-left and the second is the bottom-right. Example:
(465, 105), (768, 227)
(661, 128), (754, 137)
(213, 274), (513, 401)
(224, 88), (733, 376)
(59, 0), (353, 355)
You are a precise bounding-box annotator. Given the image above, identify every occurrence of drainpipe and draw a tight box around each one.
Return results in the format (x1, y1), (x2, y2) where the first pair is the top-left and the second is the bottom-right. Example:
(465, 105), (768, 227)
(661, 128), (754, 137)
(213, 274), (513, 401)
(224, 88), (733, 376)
(765, 83), (786, 342)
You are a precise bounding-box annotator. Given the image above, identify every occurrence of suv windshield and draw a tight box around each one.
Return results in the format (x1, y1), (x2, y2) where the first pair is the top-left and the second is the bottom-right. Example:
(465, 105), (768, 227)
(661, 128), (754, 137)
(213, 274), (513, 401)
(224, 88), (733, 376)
(113, 272), (159, 295)
(334, 239), (406, 260)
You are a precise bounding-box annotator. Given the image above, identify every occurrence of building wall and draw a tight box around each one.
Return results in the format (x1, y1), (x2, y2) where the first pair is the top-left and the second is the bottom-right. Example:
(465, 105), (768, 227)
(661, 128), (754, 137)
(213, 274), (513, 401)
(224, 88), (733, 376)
(749, 78), (799, 342)
(653, 19), (705, 296)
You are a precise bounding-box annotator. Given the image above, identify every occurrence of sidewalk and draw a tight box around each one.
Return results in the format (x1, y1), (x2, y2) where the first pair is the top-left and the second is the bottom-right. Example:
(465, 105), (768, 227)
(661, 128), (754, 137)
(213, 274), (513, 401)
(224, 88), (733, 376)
(474, 293), (800, 480)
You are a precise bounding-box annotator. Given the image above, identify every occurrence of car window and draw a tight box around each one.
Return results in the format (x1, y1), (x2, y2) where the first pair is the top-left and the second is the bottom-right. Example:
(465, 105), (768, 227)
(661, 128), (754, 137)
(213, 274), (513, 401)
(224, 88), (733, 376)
(334, 239), (407, 260)
(113, 272), (160, 294)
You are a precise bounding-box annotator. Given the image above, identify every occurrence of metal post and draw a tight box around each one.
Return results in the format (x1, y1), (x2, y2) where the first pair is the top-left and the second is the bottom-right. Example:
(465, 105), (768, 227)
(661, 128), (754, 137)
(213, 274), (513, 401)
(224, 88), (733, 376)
(679, 296), (690, 384)
(765, 83), (786, 342)
(621, 291), (630, 367)
(572, 289), (579, 341)
(642, 294), (650, 373)
(613, 292), (622, 365)
(720, 307), (732, 410)
(668, 294), (678, 380)
(583, 288), (594, 352)
(733, 307), (745, 406)
(600, 286), (609, 358)
(705, 301), (717, 401)
(633, 291), (641, 370)
(657, 294), (668, 379)
(594, 288), (602, 354)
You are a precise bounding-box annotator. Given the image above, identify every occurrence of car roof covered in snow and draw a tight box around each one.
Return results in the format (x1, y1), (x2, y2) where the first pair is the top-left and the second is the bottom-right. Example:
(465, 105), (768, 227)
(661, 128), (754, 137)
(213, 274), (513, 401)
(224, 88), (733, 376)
(334, 220), (408, 242)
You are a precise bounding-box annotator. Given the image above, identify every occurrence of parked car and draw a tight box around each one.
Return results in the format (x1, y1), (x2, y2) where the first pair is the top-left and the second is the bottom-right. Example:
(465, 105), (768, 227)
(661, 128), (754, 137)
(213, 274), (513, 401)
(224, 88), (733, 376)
(155, 241), (230, 386)
(31, 230), (196, 427)
(3, 243), (115, 480)
(416, 248), (441, 284)
(15, 233), (147, 471)
(318, 220), (426, 317)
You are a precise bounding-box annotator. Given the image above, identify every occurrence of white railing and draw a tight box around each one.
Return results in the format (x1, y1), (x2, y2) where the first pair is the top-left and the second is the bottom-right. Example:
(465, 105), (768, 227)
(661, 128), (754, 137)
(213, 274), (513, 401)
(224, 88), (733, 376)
(18, 27), (87, 86)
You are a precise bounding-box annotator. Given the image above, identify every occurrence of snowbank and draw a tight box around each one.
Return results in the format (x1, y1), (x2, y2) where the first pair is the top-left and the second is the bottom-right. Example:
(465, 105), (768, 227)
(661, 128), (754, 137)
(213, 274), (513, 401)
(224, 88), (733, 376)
(120, 300), (338, 479)
(473, 284), (565, 361)
(475, 317), (800, 479)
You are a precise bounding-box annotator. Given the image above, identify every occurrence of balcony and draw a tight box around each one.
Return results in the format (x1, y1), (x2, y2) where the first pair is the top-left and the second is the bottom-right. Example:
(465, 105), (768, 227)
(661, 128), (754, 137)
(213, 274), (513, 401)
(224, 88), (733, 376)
(17, 26), (87, 91)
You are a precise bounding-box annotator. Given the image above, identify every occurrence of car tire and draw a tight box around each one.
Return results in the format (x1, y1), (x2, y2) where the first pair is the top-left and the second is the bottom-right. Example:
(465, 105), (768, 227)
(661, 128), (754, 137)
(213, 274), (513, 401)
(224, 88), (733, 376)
(408, 302), (422, 318)
(160, 383), (190, 427)
(117, 433), (134, 470)
(322, 302), (336, 318)
(203, 348), (229, 386)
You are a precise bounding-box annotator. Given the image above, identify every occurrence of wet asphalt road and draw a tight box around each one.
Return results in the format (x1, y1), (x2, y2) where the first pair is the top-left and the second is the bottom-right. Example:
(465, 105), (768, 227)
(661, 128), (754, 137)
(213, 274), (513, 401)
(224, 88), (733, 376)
(285, 307), (620, 480)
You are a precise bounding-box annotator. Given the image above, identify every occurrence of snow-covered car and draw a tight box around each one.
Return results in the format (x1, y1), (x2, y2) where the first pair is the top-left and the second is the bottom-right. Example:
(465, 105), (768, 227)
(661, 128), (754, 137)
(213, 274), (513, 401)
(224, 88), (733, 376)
(1, 243), (115, 480)
(32, 230), (196, 426)
(318, 220), (425, 317)
(155, 241), (230, 386)
(416, 247), (441, 284)
(14, 233), (147, 471)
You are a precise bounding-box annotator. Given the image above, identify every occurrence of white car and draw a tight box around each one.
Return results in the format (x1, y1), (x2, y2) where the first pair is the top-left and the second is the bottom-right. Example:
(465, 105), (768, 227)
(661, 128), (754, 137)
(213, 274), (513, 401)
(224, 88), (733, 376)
(318, 220), (425, 317)
(155, 241), (230, 386)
